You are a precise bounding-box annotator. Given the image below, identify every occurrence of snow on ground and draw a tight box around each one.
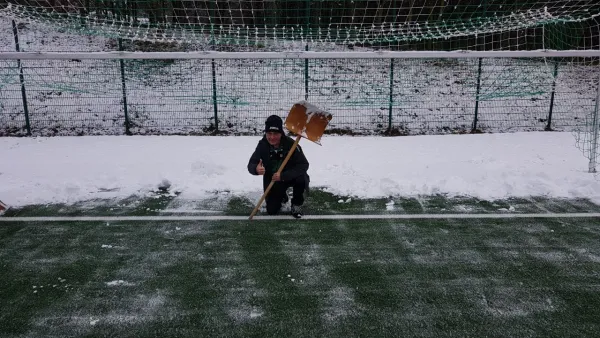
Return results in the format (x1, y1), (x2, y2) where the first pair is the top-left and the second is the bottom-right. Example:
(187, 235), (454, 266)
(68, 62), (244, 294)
(1, 132), (599, 207)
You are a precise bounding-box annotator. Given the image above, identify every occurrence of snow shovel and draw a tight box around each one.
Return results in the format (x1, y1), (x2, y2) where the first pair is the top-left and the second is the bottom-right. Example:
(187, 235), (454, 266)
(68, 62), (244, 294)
(249, 101), (333, 220)
(0, 200), (9, 216)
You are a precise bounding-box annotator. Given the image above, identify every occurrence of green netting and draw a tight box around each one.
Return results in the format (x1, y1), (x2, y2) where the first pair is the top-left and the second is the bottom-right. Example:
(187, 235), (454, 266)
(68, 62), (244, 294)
(478, 58), (555, 100)
(1, 1), (600, 51)
(573, 73), (600, 173)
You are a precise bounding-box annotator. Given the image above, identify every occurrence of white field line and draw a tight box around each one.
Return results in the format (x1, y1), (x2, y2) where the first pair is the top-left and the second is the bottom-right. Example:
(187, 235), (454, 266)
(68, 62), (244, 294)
(1, 213), (600, 222)
(158, 209), (225, 214)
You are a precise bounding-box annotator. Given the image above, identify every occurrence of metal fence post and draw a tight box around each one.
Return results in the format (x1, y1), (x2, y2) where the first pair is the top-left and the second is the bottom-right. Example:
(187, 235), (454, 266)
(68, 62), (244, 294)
(210, 1), (219, 133)
(80, 3), (87, 27)
(12, 20), (31, 136)
(589, 71), (600, 173)
(304, 0), (310, 101)
(546, 60), (559, 131)
(118, 38), (131, 135)
(304, 45), (309, 101)
(388, 58), (394, 133)
(211, 59), (219, 133)
(472, 58), (483, 132)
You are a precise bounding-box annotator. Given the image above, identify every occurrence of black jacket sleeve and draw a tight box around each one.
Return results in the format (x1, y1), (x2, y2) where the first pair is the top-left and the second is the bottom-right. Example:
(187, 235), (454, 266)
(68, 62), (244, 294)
(281, 144), (309, 182)
(247, 144), (261, 175)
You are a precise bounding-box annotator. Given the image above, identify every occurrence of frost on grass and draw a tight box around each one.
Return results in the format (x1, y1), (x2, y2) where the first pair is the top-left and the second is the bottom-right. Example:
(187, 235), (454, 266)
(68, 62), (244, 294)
(572, 248), (600, 263)
(282, 239), (362, 323)
(322, 287), (361, 323)
(29, 290), (175, 336)
(442, 278), (559, 319)
(478, 286), (558, 318)
(209, 240), (267, 324)
(226, 301), (265, 323)
(105, 280), (136, 287)
(410, 249), (487, 265)
(113, 249), (190, 285)
(528, 250), (572, 263)
(282, 241), (328, 287)
(18, 253), (79, 275)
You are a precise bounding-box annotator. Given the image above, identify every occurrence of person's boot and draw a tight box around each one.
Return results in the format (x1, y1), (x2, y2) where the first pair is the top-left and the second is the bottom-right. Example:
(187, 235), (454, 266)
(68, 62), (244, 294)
(291, 204), (303, 219)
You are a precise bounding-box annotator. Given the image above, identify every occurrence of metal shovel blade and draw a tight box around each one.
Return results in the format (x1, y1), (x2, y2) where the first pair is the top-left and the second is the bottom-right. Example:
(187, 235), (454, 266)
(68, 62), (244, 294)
(285, 101), (333, 145)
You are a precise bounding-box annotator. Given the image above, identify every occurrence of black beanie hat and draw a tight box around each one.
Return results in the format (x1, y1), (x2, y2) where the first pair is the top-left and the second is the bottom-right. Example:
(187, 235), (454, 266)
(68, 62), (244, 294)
(264, 115), (284, 134)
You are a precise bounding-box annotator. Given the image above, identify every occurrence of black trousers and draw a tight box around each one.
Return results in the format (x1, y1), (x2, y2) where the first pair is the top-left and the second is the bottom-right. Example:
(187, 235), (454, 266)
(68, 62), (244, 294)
(265, 175), (307, 215)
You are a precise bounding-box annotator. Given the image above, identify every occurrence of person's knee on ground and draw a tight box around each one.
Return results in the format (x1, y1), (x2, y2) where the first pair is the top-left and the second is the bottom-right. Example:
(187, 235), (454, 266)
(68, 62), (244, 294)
(266, 202), (281, 215)
(265, 182), (288, 215)
(291, 175), (308, 206)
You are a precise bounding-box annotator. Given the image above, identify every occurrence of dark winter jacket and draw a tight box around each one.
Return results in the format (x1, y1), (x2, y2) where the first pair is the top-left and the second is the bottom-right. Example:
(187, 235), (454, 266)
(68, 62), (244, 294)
(247, 135), (310, 190)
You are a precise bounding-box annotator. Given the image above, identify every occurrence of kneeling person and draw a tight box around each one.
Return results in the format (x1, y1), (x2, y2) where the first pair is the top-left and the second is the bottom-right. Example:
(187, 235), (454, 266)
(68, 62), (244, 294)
(247, 115), (309, 218)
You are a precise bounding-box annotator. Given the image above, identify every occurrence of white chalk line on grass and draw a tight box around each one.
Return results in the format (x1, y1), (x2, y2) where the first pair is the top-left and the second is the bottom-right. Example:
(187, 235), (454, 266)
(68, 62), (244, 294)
(158, 209), (224, 214)
(1, 213), (600, 222)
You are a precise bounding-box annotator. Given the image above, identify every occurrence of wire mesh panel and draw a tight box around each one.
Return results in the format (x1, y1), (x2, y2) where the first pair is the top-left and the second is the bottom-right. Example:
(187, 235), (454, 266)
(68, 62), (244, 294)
(391, 58), (478, 135)
(0, 19), (111, 53)
(553, 60), (600, 129)
(216, 58), (305, 135)
(28, 59), (125, 136)
(0, 60), (27, 135)
(477, 58), (599, 132)
(0, 54), (599, 136)
(476, 58), (555, 132)
(124, 59), (215, 134)
(1, 59), (126, 136)
(309, 58), (390, 134)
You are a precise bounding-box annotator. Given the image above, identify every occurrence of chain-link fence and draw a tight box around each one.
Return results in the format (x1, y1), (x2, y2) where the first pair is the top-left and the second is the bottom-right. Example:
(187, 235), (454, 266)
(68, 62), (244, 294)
(1, 54), (598, 136)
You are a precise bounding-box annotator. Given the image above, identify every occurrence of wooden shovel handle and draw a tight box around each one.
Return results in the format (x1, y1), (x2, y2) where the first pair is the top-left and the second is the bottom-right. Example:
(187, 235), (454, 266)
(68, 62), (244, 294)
(249, 134), (302, 220)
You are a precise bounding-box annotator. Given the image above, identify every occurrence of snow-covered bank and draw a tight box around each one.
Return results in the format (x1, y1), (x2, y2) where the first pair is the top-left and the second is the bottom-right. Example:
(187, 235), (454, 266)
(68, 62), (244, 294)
(1, 132), (599, 207)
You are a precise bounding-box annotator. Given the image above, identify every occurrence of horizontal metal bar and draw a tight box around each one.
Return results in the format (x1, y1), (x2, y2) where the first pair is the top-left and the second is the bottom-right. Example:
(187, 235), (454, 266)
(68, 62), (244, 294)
(1, 50), (600, 60)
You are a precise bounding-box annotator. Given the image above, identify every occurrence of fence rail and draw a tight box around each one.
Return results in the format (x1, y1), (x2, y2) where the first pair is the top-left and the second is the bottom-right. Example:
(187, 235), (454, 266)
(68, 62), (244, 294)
(0, 52), (599, 137)
(4, 50), (600, 59)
